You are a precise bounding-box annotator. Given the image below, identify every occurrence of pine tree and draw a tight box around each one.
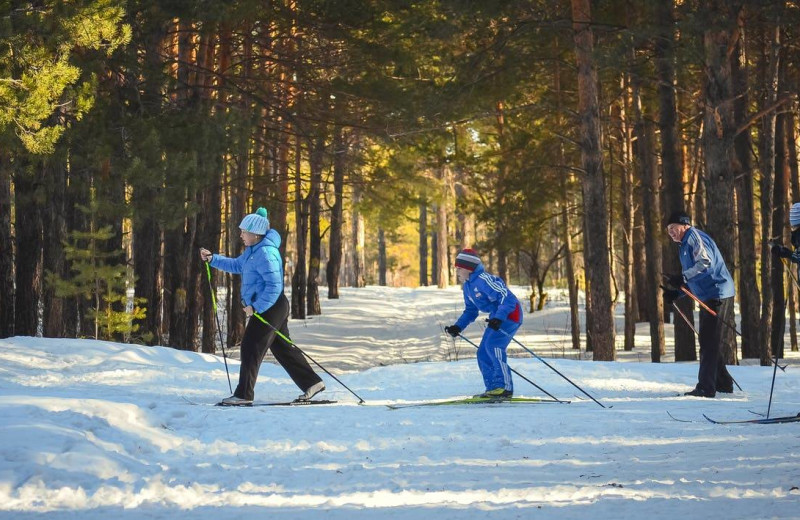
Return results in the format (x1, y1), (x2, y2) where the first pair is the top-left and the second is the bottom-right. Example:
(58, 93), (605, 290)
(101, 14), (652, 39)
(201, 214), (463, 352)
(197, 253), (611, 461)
(45, 203), (147, 342)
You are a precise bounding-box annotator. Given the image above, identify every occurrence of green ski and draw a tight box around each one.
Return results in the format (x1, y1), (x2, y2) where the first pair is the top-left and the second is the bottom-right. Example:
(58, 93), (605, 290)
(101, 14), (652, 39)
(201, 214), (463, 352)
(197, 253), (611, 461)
(386, 396), (568, 409)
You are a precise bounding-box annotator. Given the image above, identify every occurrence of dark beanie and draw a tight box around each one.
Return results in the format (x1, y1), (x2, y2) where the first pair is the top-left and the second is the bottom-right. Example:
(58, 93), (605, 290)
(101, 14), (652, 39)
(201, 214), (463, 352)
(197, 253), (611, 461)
(666, 211), (691, 227)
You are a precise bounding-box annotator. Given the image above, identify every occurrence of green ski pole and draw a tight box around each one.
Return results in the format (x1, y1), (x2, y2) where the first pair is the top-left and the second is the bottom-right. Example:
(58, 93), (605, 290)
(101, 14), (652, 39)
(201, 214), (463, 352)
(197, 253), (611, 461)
(205, 260), (233, 394)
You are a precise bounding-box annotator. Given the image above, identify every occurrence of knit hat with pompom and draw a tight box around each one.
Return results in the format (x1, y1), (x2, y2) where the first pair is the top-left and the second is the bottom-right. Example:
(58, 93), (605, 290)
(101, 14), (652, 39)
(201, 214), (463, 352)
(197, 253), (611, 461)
(239, 207), (270, 235)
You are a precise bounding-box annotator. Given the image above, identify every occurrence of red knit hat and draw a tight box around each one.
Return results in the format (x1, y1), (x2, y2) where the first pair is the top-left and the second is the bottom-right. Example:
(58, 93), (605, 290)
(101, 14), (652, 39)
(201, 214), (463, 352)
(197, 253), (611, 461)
(455, 248), (482, 272)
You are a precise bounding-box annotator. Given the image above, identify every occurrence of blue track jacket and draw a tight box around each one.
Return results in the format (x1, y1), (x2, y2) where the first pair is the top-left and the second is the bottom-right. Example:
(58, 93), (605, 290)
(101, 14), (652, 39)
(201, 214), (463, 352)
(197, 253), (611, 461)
(210, 229), (284, 313)
(678, 227), (734, 301)
(454, 265), (522, 331)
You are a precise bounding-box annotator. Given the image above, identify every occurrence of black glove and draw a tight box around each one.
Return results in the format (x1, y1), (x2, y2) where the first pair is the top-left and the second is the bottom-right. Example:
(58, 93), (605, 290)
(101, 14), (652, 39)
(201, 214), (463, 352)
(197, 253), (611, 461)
(444, 325), (462, 337)
(660, 285), (681, 304)
(769, 240), (791, 258)
(487, 318), (502, 330)
(663, 273), (685, 290)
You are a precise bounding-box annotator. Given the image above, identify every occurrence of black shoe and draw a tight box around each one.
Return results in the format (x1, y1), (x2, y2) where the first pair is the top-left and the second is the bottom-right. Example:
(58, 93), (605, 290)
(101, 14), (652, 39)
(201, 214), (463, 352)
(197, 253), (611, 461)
(218, 395), (253, 406)
(684, 388), (715, 398)
(716, 384), (734, 394)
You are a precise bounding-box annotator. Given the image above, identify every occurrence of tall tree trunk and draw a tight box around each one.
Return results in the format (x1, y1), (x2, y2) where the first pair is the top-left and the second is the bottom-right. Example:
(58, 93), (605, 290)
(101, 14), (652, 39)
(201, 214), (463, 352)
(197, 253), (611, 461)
(702, 4), (740, 364)
(42, 154), (68, 338)
(14, 164), (42, 336)
(226, 159), (246, 347)
(431, 228), (439, 286)
(618, 77), (636, 352)
(273, 126), (291, 260)
(632, 180), (648, 324)
(655, 0), (696, 360)
(196, 26), (221, 355)
(307, 136), (323, 316)
(349, 187), (366, 288)
(0, 153), (13, 338)
(555, 51), (580, 351)
(419, 200), (428, 286)
(731, 21), (761, 359)
(327, 126), (345, 299)
(132, 184), (163, 346)
(166, 212), (199, 351)
(226, 33), (249, 347)
(495, 102), (509, 282)
(771, 111), (789, 359)
(292, 134), (308, 319)
(378, 228), (387, 286)
(199, 173), (222, 354)
(436, 166), (449, 289)
(130, 19), (168, 345)
(456, 183), (475, 250)
(572, 0), (615, 359)
(759, 23), (780, 367)
(632, 82), (666, 361)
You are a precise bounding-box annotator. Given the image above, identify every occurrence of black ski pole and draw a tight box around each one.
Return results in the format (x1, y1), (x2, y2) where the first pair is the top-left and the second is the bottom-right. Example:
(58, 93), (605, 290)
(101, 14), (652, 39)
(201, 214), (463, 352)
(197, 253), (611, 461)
(766, 351), (780, 419)
(495, 327), (607, 408)
(448, 330), (567, 403)
(204, 260), (233, 394)
(252, 312), (365, 404)
(670, 299), (744, 391)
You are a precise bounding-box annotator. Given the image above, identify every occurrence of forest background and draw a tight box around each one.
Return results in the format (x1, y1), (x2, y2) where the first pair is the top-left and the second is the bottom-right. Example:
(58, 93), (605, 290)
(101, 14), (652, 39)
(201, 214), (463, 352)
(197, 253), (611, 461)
(1, 0), (798, 367)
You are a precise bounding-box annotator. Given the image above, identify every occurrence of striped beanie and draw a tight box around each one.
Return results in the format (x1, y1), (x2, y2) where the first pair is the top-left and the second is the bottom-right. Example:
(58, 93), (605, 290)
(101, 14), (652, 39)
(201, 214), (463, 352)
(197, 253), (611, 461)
(791, 202), (800, 227)
(455, 248), (482, 272)
(239, 207), (270, 235)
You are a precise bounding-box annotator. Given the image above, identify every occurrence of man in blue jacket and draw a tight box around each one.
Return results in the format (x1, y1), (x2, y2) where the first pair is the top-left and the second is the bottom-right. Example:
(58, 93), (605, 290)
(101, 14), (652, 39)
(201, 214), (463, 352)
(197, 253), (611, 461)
(445, 249), (522, 398)
(200, 207), (324, 406)
(663, 211), (735, 398)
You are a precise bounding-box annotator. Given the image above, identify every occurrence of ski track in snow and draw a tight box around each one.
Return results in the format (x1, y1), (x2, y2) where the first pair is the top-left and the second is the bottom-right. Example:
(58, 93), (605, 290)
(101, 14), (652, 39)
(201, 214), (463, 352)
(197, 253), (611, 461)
(1, 286), (800, 519)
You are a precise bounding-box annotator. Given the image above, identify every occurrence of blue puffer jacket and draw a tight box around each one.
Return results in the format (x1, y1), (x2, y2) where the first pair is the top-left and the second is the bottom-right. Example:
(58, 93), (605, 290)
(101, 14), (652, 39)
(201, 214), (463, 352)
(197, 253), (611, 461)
(455, 265), (522, 331)
(679, 227), (734, 301)
(210, 229), (284, 313)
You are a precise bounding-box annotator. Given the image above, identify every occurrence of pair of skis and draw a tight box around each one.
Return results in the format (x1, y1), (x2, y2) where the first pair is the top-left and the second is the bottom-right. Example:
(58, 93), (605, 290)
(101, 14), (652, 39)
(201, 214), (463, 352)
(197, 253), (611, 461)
(216, 399), (337, 407)
(668, 410), (800, 425)
(385, 395), (567, 410)
(189, 395), (566, 409)
(703, 413), (800, 425)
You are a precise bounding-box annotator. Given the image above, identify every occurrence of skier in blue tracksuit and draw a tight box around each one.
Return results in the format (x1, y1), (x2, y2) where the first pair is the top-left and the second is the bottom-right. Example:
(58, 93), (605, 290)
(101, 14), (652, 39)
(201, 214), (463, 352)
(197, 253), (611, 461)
(445, 249), (522, 398)
(663, 210), (734, 398)
(200, 207), (324, 406)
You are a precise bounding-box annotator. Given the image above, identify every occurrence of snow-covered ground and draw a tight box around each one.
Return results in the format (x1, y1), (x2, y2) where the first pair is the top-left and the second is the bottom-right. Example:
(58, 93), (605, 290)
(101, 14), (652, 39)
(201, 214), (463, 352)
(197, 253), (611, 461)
(1, 285), (799, 519)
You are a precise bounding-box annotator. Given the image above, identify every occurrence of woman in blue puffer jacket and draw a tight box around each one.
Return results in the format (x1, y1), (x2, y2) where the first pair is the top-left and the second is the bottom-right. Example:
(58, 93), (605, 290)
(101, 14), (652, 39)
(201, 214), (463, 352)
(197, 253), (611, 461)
(200, 207), (324, 406)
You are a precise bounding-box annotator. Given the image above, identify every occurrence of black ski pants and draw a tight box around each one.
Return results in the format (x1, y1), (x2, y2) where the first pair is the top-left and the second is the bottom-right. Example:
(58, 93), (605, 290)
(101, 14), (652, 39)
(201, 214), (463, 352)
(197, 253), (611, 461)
(696, 296), (734, 395)
(234, 293), (322, 401)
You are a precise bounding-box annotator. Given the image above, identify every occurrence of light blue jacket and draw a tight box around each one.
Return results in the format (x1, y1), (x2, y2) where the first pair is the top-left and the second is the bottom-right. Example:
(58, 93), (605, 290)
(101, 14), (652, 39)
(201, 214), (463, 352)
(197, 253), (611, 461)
(678, 227), (735, 301)
(455, 265), (522, 331)
(210, 229), (283, 313)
